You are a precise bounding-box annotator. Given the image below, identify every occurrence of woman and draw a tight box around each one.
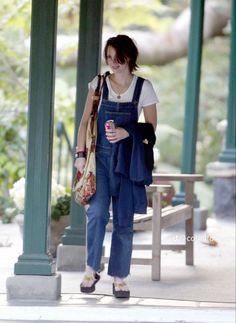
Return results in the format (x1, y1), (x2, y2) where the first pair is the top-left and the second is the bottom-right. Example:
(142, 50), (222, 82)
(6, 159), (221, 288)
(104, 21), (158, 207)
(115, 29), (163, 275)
(74, 34), (158, 298)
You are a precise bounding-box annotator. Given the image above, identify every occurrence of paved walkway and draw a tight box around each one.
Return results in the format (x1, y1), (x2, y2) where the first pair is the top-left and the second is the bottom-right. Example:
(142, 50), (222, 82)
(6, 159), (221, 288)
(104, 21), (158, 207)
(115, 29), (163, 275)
(0, 294), (234, 323)
(0, 216), (235, 322)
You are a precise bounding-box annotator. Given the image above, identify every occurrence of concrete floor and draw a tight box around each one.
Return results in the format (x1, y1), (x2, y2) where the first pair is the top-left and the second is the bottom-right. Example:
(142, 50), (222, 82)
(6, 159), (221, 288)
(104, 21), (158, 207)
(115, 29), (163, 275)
(0, 216), (235, 323)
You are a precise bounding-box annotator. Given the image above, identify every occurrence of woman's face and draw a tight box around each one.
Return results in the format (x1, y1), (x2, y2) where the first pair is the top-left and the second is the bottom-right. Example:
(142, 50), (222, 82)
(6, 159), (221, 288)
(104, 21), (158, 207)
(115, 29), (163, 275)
(106, 46), (129, 73)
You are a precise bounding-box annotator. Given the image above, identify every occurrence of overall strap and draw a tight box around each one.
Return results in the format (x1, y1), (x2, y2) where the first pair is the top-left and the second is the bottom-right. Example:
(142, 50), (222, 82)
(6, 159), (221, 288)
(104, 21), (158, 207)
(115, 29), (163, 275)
(102, 79), (109, 100)
(132, 76), (145, 105)
(100, 71), (110, 100)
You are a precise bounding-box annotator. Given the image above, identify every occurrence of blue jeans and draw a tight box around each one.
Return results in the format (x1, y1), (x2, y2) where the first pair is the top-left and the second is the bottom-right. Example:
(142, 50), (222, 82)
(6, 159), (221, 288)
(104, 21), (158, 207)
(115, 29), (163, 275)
(86, 147), (134, 278)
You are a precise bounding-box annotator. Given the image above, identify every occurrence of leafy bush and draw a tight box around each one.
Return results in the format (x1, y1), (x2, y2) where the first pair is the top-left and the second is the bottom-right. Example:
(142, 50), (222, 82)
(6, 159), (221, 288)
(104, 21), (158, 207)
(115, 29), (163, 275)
(9, 177), (71, 222)
(51, 195), (71, 221)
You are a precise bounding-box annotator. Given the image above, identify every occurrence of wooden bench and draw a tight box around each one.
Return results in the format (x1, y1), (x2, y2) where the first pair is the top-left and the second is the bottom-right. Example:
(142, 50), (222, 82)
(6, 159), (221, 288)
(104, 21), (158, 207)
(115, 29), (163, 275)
(102, 173), (203, 281)
(132, 174), (204, 280)
(106, 207), (153, 232)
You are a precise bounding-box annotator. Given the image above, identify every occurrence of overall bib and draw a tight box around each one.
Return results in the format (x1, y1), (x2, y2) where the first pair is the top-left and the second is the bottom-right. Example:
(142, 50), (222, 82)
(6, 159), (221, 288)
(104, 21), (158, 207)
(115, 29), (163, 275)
(86, 77), (144, 277)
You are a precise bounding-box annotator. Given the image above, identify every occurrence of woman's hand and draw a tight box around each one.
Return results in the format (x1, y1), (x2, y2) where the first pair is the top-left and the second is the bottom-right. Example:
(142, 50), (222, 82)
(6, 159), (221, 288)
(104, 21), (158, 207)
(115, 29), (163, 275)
(106, 127), (129, 143)
(74, 157), (86, 173)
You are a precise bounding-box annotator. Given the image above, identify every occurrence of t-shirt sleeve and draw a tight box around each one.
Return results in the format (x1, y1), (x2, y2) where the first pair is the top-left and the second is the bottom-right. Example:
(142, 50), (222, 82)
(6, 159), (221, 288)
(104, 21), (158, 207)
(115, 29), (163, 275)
(140, 79), (159, 107)
(88, 76), (98, 91)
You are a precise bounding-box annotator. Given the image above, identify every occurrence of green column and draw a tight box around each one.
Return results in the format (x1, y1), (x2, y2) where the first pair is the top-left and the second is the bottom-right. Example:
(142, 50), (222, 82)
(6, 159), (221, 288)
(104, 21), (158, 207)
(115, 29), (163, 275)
(218, 0), (236, 164)
(62, 0), (104, 245)
(173, 0), (205, 205)
(14, 0), (58, 275)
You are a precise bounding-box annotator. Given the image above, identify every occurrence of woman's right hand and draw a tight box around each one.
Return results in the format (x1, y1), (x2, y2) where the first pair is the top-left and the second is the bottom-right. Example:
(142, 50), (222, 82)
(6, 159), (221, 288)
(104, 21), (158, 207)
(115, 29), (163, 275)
(74, 157), (86, 173)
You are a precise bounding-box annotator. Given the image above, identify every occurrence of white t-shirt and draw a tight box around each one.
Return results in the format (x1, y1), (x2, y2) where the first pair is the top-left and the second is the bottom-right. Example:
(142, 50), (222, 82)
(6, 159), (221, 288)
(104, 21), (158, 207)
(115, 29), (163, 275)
(89, 74), (159, 116)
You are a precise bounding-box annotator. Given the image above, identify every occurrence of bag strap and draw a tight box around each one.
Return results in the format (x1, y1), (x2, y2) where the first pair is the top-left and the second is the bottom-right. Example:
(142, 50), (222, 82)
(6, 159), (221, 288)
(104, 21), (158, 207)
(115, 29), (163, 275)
(90, 72), (110, 137)
(91, 71), (110, 116)
(91, 74), (102, 116)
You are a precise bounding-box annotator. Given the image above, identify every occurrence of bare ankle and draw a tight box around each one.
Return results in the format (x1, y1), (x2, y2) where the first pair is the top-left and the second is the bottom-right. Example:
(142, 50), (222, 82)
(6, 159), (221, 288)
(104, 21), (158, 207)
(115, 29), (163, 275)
(86, 265), (95, 274)
(114, 276), (126, 283)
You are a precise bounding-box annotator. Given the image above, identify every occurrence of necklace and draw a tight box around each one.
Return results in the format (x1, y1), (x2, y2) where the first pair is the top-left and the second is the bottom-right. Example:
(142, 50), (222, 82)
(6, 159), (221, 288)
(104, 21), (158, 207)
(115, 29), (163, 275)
(110, 75), (133, 99)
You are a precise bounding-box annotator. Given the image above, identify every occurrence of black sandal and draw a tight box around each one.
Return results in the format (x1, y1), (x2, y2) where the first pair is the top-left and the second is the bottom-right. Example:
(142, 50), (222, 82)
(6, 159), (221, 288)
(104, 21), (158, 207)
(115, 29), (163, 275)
(112, 282), (130, 299)
(80, 272), (100, 293)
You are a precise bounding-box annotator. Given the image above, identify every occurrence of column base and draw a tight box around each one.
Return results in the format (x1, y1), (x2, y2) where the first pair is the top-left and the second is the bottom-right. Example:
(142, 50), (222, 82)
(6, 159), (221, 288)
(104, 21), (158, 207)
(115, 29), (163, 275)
(6, 274), (61, 301)
(61, 227), (86, 246)
(207, 161), (236, 218)
(207, 161), (236, 177)
(213, 178), (235, 217)
(14, 253), (55, 276)
(56, 244), (86, 271)
(218, 148), (236, 164)
(194, 207), (208, 230)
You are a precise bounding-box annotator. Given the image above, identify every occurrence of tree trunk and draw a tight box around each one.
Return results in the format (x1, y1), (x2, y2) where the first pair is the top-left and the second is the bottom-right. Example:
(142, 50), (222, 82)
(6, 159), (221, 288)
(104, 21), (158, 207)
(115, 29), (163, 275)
(56, 2), (230, 66)
(129, 2), (230, 65)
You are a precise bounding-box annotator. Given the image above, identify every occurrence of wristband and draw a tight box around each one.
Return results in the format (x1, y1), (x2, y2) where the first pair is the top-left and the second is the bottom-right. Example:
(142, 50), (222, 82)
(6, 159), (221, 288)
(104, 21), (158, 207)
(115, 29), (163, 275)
(74, 151), (86, 159)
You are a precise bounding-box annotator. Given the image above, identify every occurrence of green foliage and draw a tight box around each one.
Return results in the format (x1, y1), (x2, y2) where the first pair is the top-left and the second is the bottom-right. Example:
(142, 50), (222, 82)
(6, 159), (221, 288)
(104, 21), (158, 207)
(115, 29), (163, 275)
(103, 0), (188, 32)
(104, 0), (162, 32)
(1, 206), (17, 224)
(54, 77), (76, 125)
(57, 0), (80, 34)
(196, 37), (229, 174)
(138, 59), (186, 167)
(0, 113), (26, 178)
(139, 36), (229, 174)
(0, 0), (230, 219)
(51, 194), (71, 221)
(0, 1), (77, 216)
(0, 1), (30, 216)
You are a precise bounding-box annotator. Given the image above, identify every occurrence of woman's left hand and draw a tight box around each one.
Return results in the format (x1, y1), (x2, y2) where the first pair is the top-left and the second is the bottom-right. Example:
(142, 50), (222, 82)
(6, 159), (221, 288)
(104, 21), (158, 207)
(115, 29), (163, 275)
(106, 127), (129, 143)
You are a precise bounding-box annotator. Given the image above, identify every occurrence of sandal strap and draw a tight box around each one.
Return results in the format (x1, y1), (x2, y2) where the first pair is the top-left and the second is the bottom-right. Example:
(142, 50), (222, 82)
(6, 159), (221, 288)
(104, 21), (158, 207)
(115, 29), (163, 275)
(83, 274), (95, 282)
(114, 281), (128, 290)
(81, 272), (98, 286)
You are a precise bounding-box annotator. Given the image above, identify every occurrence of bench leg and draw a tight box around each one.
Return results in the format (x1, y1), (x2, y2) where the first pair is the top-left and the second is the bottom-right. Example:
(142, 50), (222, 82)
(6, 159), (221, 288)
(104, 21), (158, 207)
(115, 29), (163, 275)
(185, 210), (194, 265)
(152, 191), (161, 280)
(185, 181), (194, 266)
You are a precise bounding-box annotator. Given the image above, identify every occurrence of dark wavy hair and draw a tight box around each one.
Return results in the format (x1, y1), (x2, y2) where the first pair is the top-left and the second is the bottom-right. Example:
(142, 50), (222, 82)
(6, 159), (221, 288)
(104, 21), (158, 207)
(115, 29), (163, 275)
(104, 34), (139, 72)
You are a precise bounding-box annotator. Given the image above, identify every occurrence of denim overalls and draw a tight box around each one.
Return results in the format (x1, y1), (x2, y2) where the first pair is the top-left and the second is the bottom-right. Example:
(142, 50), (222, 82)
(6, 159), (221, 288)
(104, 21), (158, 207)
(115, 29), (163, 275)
(86, 77), (144, 278)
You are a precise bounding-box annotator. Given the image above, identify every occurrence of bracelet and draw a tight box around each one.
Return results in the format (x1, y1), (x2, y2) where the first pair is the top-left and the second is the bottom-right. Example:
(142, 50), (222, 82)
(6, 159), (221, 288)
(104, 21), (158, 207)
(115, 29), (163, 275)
(74, 151), (86, 159)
